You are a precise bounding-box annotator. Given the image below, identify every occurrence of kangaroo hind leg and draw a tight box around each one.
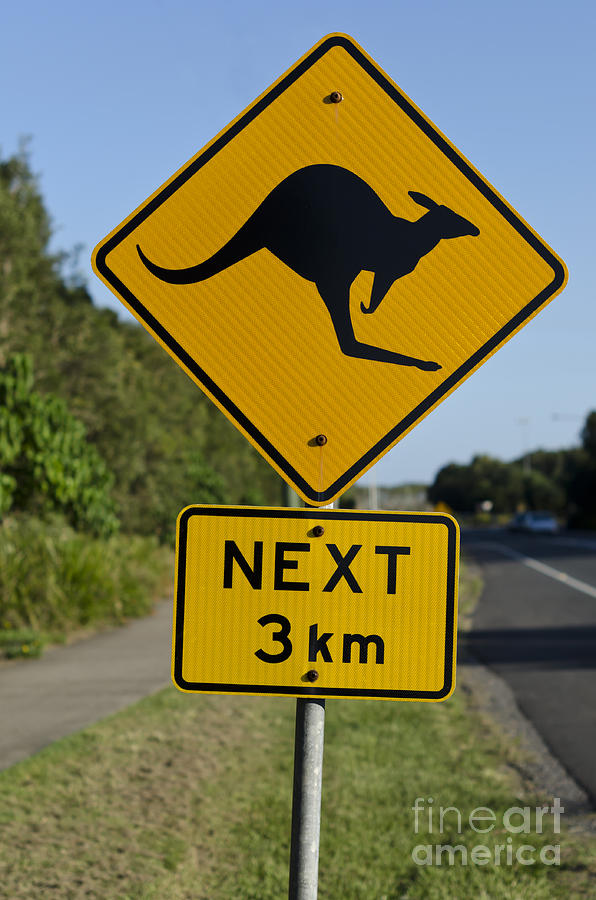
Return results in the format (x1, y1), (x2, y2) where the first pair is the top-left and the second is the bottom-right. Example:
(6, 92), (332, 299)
(316, 281), (441, 371)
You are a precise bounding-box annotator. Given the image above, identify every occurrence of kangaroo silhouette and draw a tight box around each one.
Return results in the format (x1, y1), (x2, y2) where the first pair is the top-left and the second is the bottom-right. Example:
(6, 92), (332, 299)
(137, 164), (479, 371)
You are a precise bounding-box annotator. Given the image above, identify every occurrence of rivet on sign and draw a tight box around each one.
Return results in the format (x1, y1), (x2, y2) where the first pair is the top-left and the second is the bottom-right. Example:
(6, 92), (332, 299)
(305, 670), (319, 682)
(312, 525), (325, 537)
(315, 434), (328, 446)
(330, 91), (343, 103)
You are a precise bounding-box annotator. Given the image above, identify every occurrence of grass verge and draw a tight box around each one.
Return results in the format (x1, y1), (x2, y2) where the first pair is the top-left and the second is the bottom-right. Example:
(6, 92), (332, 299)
(0, 689), (594, 898)
(457, 552), (483, 629)
(0, 514), (172, 657)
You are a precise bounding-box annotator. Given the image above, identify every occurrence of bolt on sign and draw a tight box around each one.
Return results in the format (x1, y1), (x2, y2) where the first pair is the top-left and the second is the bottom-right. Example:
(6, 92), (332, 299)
(92, 34), (567, 506)
(174, 507), (459, 701)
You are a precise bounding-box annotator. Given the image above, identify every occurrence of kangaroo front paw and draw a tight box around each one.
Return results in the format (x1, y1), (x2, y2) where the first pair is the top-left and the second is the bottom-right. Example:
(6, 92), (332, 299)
(419, 360), (442, 372)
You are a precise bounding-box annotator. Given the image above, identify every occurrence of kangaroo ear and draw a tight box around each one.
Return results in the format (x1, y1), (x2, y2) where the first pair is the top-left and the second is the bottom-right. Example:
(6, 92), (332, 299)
(408, 191), (438, 209)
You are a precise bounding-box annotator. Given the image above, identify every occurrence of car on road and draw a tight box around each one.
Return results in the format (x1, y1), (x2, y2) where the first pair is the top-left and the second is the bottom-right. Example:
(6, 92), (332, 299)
(507, 511), (559, 535)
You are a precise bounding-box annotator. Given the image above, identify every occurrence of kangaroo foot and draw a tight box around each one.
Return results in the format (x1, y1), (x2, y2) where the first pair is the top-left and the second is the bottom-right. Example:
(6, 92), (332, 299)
(339, 337), (441, 370)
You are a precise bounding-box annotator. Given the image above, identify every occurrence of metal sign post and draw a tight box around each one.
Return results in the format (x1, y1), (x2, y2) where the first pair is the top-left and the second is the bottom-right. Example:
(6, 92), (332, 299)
(288, 493), (329, 900)
(288, 697), (326, 900)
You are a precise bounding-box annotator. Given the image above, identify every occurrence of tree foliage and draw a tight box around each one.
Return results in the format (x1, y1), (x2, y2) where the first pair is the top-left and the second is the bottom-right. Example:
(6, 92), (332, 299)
(0, 354), (119, 535)
(427, 455), (562, 515)
(0, 146), (282, 539)
(567, 412), (596, 527)
(581, 412), (596, 459)
(428, 415), (596, 526)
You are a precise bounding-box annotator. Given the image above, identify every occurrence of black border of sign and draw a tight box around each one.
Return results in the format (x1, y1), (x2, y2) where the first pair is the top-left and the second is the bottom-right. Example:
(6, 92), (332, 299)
(94, 35), (566, 505)
(173, 506), (458, 700)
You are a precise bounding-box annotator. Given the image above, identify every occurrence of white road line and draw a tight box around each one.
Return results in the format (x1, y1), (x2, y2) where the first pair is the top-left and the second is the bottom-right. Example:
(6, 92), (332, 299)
(470, 542), (596, 600)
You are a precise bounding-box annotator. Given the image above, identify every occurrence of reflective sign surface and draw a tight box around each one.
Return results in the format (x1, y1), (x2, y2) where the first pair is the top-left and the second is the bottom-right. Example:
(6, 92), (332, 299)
(93, 34), (566, 504)
(174, 506), (459, 701)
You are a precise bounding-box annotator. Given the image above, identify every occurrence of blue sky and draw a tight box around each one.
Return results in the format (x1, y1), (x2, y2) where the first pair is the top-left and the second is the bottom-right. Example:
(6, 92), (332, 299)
(2, 0), (594, 487)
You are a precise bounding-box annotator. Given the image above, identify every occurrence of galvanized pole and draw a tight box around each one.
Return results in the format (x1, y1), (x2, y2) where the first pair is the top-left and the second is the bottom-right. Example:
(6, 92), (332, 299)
(287, 489), (331, 900)
(288, 697), (326, 899)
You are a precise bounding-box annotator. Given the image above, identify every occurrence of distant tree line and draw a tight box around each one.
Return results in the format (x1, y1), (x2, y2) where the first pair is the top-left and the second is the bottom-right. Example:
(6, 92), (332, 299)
(0, 145), (282, 541)
(427, 412), (596, 528)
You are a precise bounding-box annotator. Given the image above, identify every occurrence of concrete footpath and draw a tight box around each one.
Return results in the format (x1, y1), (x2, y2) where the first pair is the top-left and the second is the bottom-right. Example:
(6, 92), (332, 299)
(0, 600), (172, 771)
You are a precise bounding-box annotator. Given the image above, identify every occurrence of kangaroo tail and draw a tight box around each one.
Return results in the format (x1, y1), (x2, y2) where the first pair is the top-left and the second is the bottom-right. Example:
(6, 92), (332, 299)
(136, 216), (263, 285)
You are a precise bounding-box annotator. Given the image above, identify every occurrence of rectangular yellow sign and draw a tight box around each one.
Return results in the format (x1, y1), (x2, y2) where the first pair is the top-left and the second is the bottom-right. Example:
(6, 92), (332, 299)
(174, 507), (459, 701)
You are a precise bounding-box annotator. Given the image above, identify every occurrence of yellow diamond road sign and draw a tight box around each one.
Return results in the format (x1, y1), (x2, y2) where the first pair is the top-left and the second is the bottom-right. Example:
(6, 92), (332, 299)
(92, 34), (567, 506)
(174, 506), (459, 701)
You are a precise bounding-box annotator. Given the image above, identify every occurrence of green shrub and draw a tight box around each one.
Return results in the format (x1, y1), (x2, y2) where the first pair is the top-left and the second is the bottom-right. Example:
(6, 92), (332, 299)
(0, 627), (46, 659)
(0, 514), (172, 647)
(0, 353), (119, 536)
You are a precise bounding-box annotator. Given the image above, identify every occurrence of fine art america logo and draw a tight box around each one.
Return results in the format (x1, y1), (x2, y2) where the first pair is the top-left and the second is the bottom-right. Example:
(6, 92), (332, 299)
(411, 797), (563, 867)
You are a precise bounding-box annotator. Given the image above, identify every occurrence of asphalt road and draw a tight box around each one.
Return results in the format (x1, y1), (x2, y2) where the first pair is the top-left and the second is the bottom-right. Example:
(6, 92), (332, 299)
(0, 600), (172, 771)
(463, 528), (596, 805)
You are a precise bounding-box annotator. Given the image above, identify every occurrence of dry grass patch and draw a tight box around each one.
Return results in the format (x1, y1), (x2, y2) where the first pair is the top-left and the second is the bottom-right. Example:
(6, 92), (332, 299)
(0, 690), (295, 898)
